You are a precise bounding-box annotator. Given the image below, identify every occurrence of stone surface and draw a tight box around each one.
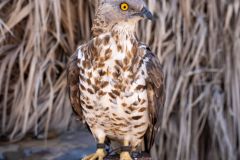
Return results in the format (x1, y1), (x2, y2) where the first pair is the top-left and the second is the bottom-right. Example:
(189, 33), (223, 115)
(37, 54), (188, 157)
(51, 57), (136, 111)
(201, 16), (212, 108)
(0, 125), (96, 160)
(0, 123), (152, 160)
(105, 152), (152, 160)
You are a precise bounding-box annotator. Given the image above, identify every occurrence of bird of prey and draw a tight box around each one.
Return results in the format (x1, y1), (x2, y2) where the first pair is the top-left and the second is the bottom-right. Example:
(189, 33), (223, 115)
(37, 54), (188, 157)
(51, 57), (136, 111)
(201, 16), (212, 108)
(67, 0), (164, 159)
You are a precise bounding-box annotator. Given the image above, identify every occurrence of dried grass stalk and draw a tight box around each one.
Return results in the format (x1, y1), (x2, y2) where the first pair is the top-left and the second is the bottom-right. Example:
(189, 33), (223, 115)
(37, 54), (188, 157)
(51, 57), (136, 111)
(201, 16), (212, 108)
(0, 0), (240, 159)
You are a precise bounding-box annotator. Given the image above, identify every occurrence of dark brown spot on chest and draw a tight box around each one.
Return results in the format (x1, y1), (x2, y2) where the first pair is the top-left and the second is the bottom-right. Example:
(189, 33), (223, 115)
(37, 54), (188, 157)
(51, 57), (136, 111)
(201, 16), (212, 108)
(80, 84), (86, 91)
(122, 103), (127, 107)
(87, 88), (94, 94)
(98, 90), (107, 96)
(129, 105), (136, 112)
(93, 85), (100, 92)
(98, 70), (106, 76)
(103, 35), (110, 45)
(117, 45), (123, 52)
(100, 81), (109, 88)
(105, 48), (112, 56)
(132, 115), (143, 120)
(86, 105), (93, 110)
(108, 92), (116, 99)
(115, 60), (124, 69)
(87, 72), (92, 78)
(139, 107), (147, 112)
(97, 62), (105, 68)
(87, 79), (91, 85)
(112, 89), (120, 96)
(82, 60), (91, 69)
(135, 85), (146, 91)
(134, 122), (145, 128)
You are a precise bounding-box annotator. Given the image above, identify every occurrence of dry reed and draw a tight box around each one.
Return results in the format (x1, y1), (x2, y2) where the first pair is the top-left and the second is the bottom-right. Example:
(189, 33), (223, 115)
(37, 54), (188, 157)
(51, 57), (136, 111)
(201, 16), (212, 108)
(0, 0), (240, 159)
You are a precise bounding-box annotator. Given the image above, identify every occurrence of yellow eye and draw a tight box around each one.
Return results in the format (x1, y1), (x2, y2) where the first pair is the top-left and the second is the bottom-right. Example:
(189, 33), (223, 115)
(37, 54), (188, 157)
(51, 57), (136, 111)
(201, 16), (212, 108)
(120, 3), (129, 11)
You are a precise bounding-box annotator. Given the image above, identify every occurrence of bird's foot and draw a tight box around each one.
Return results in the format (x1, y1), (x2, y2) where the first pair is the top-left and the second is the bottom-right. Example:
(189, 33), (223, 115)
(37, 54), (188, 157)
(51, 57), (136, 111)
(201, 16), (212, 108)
(82, 149), (106, 160)
(120, 151), (132, 160)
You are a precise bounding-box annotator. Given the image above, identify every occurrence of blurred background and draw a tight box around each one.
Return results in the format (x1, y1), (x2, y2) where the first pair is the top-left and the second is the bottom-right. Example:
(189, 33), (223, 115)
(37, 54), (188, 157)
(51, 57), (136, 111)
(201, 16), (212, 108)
(0, 0), (240, 159)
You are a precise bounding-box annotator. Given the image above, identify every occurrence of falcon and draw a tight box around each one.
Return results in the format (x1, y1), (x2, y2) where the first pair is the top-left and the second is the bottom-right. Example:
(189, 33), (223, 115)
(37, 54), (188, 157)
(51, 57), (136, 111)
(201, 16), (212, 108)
(67, 0), (164, 159)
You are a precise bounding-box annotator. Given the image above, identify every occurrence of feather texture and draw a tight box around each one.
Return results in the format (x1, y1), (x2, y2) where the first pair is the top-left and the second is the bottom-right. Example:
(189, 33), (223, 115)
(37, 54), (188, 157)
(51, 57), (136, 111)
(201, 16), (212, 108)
(144, 48), (165, 151)
(67, 0), (165, 154)
(67, 53), (83, 121)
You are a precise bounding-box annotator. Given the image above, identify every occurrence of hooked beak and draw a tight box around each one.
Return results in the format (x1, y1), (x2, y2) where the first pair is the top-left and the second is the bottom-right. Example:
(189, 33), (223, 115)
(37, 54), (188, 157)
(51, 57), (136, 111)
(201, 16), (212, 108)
(139, 7), (153, 21)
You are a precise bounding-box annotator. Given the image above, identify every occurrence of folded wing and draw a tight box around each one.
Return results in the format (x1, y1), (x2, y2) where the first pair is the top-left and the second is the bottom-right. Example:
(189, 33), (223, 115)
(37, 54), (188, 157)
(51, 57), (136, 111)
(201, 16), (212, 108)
(144, 48), (165, 151)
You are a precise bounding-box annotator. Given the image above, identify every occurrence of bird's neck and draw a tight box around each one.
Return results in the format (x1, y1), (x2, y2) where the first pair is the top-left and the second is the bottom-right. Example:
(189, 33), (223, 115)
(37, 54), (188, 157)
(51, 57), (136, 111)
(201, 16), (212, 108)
(111, 22), (136, 38)
(92, 15), (137, 38)
(91, 13), (107, 37)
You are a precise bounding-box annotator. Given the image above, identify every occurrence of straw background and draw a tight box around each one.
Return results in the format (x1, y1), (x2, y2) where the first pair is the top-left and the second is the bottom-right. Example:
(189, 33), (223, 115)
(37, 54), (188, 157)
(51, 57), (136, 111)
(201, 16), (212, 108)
(0, 0), (240, 159)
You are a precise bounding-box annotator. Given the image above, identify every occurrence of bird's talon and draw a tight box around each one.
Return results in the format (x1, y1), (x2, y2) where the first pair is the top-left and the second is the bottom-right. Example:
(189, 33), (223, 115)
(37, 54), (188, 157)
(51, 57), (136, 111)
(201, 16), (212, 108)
(120, 151), (132, 160)
(82, 149), (106, 160)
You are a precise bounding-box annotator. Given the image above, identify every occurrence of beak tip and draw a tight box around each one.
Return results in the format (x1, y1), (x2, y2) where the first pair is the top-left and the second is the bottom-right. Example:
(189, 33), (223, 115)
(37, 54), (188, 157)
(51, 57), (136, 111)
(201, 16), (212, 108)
(141, 7), (154, 21)
(147, 14), (154, 21)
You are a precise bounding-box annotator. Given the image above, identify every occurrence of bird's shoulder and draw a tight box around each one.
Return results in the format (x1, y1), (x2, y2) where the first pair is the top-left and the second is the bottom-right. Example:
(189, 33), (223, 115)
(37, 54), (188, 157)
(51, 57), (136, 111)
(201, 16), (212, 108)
(138, 45), (164, 87)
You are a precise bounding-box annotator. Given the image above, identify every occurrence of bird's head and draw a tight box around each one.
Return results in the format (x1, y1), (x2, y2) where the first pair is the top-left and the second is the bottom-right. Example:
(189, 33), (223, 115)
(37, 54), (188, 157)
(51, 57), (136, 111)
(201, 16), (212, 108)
(92, 0), (153, 36)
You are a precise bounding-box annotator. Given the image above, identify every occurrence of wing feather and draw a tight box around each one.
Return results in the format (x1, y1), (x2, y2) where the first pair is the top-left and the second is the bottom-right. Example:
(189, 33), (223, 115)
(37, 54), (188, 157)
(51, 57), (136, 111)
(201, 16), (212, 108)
(144, 47), (165, 151)
(67, 52), (84, 121)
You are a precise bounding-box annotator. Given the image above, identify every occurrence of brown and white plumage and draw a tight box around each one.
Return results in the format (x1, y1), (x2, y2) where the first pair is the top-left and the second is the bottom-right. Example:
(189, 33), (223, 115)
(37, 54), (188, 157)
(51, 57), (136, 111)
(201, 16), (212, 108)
(67, 0), (164, 159)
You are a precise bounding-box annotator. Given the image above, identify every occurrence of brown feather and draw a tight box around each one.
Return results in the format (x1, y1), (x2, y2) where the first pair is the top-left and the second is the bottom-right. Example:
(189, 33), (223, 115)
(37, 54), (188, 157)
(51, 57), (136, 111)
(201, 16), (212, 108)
(144, 48), (165, 151)
(67, 53), (83, 121)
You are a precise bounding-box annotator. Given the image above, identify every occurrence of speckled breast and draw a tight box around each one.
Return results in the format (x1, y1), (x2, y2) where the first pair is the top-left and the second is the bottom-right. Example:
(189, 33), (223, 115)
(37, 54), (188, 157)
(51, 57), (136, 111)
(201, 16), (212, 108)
(77, 33), (149, 146)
